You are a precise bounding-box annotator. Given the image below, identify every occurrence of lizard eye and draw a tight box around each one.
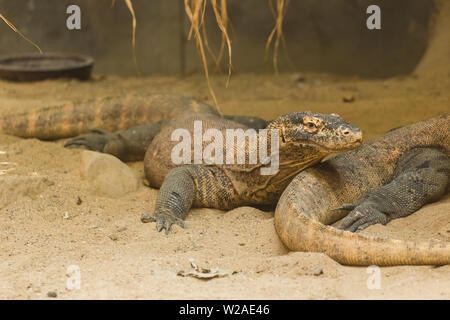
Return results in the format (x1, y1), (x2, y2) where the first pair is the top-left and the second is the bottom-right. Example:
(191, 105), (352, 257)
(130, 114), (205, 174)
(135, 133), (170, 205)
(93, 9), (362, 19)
(302, 117), (322, 133)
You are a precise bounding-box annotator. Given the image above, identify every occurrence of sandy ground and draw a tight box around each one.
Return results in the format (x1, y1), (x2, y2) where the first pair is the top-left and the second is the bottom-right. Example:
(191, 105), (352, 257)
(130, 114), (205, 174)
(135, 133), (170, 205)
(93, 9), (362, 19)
(0, 1), (450, 300)
(0, 69), (449, 299)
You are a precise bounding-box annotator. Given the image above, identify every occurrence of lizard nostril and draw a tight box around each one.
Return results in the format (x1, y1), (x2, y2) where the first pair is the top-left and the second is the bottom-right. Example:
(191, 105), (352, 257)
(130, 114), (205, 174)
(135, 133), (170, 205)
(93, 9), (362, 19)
(342, 129), (351, 135)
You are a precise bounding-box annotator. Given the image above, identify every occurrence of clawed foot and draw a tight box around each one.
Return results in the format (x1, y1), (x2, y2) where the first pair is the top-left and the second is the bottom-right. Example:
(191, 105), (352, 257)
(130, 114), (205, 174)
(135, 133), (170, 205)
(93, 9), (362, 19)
(141, 210), (186, 235)
(333, 199), (390, 233)
(64, 127), (113, 152)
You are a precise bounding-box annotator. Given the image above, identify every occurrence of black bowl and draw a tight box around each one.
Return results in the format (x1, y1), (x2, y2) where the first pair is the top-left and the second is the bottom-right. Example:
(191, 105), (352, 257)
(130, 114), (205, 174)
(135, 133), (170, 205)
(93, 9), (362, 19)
(0, 53), (94, 82)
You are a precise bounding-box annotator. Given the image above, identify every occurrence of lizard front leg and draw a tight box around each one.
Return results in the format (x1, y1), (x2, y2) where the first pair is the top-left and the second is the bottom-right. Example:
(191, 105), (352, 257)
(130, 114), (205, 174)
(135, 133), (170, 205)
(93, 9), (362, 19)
(141, 165), (239, 234)
(336, 148), (449, 232)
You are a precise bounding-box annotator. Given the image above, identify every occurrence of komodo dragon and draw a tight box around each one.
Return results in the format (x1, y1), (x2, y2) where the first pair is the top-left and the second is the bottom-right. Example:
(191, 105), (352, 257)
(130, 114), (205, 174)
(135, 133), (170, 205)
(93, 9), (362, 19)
(276, 113), (450, 265)
(0, 92), (362, 224)
(1, 93), (448, 265)
(58, 95), (362, 233)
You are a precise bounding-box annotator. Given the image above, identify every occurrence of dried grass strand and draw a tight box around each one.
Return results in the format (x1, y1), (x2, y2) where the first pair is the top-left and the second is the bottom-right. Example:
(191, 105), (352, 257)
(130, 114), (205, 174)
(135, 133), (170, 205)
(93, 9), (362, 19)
(198, 0), (231, 78)
(184, 0), (225, 113)
(210, 0), (232, 86)
(265, 0), (289, 74)
(123, 0), (140, 76)
(0, 13), (43, 54)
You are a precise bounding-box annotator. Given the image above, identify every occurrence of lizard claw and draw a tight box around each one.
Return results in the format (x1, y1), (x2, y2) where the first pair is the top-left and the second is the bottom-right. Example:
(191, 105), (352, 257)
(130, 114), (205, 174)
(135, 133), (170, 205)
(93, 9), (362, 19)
(157, 220), (174, 235)
(141, 210), (186, 234)
(332, 203), (356, 211)
(64, 127), (113, 152)
(337, 203), (390, 232)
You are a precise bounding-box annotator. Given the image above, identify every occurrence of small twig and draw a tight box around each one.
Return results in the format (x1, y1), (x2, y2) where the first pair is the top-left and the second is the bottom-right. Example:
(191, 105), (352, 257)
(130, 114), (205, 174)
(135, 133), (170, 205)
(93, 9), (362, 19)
(0, 13), (43, 53)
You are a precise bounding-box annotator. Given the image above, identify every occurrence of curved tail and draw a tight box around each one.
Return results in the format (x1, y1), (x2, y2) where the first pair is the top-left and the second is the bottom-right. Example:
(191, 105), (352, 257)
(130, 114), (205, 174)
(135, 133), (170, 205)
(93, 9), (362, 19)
(275, 182), (450, 266)
(0, 94), (215, 140)
(275, 114), (450, 266)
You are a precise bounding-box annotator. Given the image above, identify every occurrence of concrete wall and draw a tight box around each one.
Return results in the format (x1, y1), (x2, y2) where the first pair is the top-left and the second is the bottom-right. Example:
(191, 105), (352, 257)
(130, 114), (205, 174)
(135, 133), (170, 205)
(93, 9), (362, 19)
(415, 0), (450, 78)
(0, 0), (436, 77)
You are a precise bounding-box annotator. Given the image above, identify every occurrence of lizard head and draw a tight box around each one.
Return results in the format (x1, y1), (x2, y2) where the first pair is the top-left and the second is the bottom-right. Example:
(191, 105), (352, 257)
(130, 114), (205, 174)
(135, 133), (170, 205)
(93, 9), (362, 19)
(268, 111), (363, 159)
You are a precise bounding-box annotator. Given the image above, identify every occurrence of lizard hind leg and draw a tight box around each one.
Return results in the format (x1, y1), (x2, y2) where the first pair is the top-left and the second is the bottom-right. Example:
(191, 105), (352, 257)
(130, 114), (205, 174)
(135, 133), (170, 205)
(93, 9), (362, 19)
(65, 121), (164, 162)
(64, 127), (114, 152)
(336, 147), (450, 232)
(223, 115), (269, 129)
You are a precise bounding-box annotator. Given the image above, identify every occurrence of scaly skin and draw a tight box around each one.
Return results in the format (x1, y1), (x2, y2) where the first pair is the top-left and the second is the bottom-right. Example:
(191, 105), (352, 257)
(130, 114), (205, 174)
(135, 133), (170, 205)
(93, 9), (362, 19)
(275, 114), (450, 266)
(0, 94), (218, 140)
(141, 112), (362, 233)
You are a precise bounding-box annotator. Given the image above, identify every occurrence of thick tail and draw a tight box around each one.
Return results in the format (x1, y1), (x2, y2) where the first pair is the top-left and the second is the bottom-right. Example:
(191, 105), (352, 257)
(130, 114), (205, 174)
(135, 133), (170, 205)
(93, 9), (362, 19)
(275, 114), (450, 266)
(0, 94), (216, 140)
(275, 177), (450, 266)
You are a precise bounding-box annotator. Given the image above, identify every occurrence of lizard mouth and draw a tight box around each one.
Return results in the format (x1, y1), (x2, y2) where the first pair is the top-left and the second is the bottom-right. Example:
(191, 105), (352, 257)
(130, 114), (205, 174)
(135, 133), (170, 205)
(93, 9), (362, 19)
(294, 138), (363, 152)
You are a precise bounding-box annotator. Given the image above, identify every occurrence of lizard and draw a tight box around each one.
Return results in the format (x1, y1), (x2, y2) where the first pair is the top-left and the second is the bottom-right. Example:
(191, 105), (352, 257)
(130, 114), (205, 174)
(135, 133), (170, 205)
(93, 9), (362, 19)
(275, 113), (450, 265)
(137, 111), (361, 232)
(0, 92), (362, 234)
(58, 97), (362, 233)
